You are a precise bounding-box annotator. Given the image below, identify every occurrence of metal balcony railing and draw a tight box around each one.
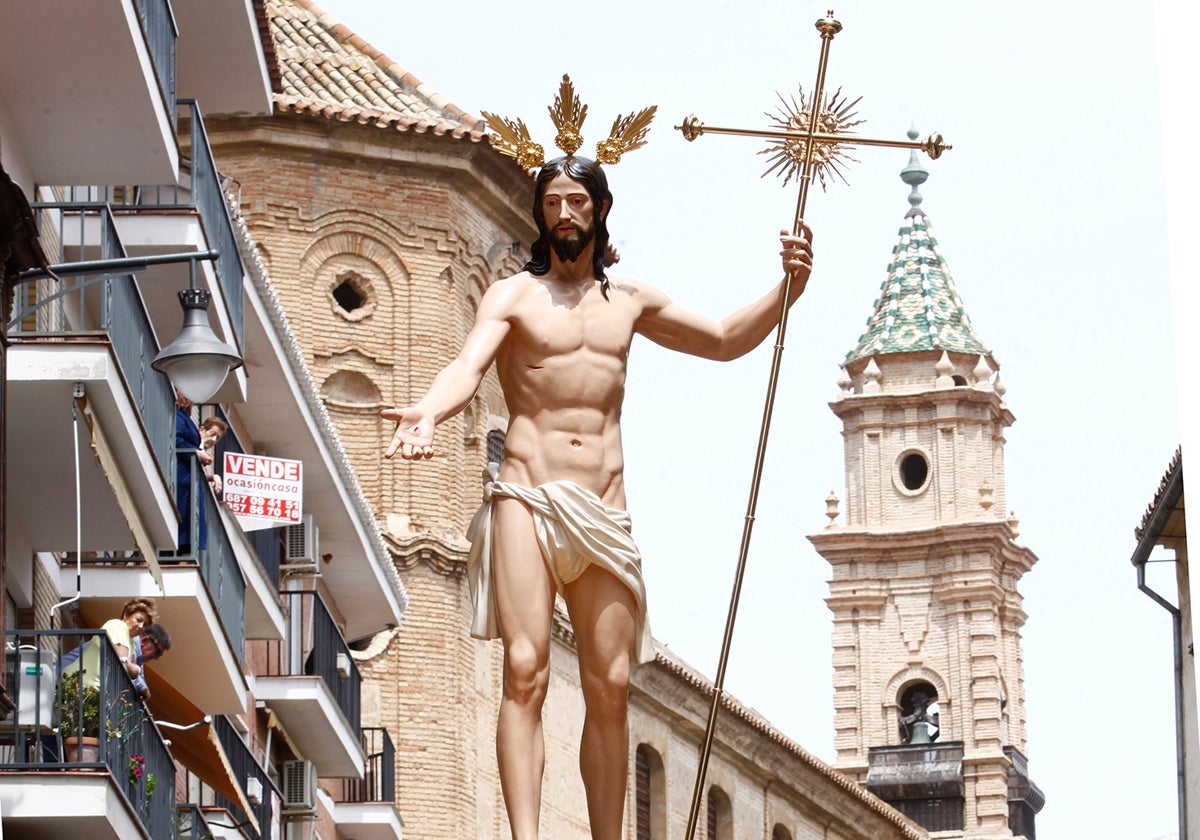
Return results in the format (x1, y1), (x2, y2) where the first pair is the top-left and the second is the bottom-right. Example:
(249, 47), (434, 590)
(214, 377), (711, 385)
(173, 454), (246, 666)
(336, 726), (395, 803)
(0, 629), (177, 839)
(180, 99), (244, 351)
(212, 715), (278, 840)
(10, 202), (177, 491)
(211, 410), (282, 588)
(66, 99), (245, 352)
(133, 0), (178, 130)
(265, 591), (362, 735)
(245, 525), (284, 591)
(176, 803), (217, 839)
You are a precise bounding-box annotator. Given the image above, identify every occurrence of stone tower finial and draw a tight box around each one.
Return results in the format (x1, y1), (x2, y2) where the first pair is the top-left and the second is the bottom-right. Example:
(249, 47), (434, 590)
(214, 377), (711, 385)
(900, 123), (929, 213)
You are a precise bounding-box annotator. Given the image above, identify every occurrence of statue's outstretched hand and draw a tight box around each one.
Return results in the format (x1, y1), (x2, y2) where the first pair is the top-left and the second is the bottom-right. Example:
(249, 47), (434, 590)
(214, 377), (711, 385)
(381, 405), (435, 460)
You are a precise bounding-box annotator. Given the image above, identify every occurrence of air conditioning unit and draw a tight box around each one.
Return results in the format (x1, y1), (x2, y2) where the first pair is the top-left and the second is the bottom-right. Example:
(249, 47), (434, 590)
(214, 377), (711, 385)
(283, 514), (319, 570)
(281, 758), (317, 811)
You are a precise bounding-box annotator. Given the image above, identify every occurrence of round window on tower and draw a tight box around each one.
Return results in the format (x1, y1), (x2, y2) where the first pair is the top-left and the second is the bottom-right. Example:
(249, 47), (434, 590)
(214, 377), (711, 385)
(329, 269), (377, 322)
(894, 449), (931, 496)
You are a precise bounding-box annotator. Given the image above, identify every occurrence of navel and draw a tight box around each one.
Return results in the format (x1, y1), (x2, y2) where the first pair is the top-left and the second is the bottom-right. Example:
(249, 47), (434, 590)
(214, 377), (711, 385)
(570, 438), (583, 448)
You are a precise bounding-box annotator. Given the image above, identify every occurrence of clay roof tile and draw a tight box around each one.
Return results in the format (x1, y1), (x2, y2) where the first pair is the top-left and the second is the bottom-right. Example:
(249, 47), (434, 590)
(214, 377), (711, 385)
(269, 0), (485, 144)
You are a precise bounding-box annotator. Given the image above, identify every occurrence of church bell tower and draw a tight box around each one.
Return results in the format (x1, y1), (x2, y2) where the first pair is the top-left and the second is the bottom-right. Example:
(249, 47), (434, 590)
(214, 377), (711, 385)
(808, 132), (1044, 838)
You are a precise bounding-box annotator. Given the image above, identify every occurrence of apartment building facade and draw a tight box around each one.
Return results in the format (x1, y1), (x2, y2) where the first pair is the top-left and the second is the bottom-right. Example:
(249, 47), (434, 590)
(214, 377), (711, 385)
(0, 2), (407, 838)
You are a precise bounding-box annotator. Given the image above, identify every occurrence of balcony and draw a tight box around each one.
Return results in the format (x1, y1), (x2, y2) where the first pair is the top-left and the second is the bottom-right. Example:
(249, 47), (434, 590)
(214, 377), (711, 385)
(67, 99), (247, 403)
(8, 198), (249, 712)
(210, 715), (280, 840)
(52, 460), (251, 715)
(327, 727), (404, 839)
(0, 629), (177, 840)
(866, 740), (965, 832)
(0, 0), (179, 186)
(1005, 745), (1044, 839)
(254, 591), (364, 778)
(7, 203), (181, 559)
(172, 0), (273, 117)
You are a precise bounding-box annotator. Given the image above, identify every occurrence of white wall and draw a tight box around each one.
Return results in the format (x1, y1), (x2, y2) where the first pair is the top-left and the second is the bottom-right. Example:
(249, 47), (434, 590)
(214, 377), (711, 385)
(1156, 4), (1200, 837)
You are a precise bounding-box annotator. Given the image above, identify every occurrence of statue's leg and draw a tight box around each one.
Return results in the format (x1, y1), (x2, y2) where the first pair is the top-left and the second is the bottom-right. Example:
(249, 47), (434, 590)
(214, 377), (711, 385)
(493, 497), (556, 840)
(563, 564), (636, 840)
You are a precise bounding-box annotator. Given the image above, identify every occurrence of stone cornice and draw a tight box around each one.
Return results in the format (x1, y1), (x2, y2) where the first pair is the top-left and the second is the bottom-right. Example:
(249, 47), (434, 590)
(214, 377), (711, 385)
(830, 385), (1014, 429)
(205, 115), (537, 244)
(386, 530), (469, 578)
(811, 519), (1037, 571)
(826, 581), (889, 613)
(935, 576), (1007, 607)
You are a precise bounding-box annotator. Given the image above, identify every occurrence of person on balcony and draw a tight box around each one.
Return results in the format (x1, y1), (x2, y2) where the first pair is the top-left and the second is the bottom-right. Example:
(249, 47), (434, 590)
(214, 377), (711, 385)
(72, 597), (157, 690)
(199, 415), (228, 495)
(130, 623), (172, 700)
(175, 391), (211, 553)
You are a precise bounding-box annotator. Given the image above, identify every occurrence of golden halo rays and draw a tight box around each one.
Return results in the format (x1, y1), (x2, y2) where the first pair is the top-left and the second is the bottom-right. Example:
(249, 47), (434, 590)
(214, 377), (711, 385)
(482, 74), (657, 171)
(759, 86), (865, 190)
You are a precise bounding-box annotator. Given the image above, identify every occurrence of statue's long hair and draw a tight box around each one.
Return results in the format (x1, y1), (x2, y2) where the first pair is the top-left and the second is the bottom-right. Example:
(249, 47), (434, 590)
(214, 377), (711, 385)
(523, 156), (613, 299)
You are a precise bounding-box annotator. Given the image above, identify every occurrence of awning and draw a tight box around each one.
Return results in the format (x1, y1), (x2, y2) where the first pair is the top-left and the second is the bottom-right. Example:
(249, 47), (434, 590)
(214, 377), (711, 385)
(77, 393), (165, 591)
(145, 672), (250, 816)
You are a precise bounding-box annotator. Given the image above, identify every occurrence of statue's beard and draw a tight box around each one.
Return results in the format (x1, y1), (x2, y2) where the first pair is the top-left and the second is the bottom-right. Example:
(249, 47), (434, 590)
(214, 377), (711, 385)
(549, 222), (595, 263)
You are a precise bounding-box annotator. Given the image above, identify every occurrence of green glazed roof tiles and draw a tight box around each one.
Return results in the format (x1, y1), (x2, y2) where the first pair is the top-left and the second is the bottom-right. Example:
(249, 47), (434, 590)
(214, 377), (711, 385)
(845, 208), (987, 364)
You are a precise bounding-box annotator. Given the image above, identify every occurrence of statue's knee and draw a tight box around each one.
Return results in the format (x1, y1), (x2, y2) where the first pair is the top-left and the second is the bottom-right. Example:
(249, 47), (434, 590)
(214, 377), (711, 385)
(504, 640), (549, 704)
(584, 660), (630, 718)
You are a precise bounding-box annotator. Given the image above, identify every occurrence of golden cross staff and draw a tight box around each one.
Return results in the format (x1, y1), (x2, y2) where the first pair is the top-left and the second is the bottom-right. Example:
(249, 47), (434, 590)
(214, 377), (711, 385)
(676, 11), (950, 838)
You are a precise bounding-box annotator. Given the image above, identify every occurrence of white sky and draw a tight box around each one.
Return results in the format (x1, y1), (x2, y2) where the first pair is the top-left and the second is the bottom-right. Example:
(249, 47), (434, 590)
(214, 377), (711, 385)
(316, 2), (1179, 836)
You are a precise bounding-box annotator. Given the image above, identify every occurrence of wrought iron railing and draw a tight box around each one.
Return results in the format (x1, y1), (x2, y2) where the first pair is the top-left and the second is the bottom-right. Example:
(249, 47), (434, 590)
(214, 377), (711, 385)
(133, 0), (178, 129)
(336, 726), (395, 803)
(159, 444), (247, 666)
(212, 715), (278, 840)
(181, 99), (244, 351)
(176, 803), (217, 839)
(245, 526), (284, 591)
(264, 591), (362, 735)
(11, 202), (176, 490)
(183, 455), (247, 665)
(65, 99), (245, 352)
(211, 411), (282, 588)
(1, 629), (177, 839)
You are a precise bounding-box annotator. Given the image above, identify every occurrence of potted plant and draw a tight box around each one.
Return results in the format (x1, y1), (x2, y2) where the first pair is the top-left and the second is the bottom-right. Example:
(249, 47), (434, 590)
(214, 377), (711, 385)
(58, 670), (102, 762)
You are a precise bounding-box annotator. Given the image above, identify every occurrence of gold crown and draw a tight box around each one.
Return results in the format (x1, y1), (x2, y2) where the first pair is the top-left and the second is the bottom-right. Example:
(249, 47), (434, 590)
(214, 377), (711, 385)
(482, 74), (657, 170)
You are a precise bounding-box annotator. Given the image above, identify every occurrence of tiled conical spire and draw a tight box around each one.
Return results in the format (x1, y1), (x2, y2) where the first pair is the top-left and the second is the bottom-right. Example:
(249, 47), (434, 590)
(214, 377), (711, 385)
(844, 126), (987, 364)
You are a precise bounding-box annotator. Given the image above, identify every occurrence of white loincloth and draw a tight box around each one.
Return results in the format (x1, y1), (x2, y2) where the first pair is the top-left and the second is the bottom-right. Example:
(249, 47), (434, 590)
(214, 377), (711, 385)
(466, 477), (654, 666)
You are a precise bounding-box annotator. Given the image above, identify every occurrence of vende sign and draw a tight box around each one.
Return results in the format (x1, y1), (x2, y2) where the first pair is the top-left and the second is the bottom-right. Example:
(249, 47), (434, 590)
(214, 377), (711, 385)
(223, 452), (303, 526)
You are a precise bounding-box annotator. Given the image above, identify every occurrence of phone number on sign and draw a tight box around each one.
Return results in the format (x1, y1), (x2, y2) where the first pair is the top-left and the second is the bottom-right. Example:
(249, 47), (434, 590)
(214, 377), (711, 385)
(223, 494), (301, 520)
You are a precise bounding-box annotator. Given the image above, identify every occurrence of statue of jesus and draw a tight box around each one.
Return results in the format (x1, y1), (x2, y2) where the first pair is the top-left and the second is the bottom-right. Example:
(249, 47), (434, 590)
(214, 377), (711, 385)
(383, 152), (813, 840)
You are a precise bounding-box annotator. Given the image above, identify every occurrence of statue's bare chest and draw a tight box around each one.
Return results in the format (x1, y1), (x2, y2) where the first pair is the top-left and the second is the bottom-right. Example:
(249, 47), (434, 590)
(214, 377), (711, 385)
(513, 285), (637, 361)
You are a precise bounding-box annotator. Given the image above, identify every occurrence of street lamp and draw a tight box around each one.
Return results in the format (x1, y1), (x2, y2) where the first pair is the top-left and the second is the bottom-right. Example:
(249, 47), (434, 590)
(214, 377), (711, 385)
(152, 287), (243, 404)
(14, 249), (243, 404)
